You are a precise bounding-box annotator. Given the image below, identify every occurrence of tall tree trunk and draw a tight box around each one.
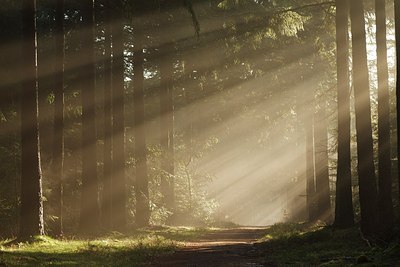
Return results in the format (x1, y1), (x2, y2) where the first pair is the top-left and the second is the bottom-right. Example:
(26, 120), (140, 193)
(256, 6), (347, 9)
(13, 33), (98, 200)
(52, 0), (65, 237)
(375, 0), (393, 236)
(334, 0), (354, 228)
(305, 96), (316, 222)
(314, 97), (332, 222)
(349, 0), (378, 235)
(19, 0), (44, 238)
(395, 0), (400, 216)
(160, 42), (175, 212)
(79, 0), (100, 233)
(102, 0), (113, 230)
(293, 83), (307, 222)
(111, 5), (127, 231)
(133, 35), (150, 227)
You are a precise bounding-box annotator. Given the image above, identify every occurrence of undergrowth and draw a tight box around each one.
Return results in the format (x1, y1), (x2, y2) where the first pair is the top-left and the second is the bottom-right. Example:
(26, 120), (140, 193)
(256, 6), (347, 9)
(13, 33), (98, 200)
(0, 226), (223, 266)
(258, 222), (400, 266)
(0, 228), (188, 266)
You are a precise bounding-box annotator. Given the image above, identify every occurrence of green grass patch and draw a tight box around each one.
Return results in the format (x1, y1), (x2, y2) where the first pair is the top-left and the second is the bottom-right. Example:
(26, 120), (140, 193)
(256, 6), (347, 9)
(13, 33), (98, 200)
(258, 222), (400, 266)
(0, 232), (175, 266)
(0, 226), (221, 266)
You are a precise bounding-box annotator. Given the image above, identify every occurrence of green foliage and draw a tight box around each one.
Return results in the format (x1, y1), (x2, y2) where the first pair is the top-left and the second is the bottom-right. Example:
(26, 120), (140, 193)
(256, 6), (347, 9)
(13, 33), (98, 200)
(258, 223), (400, 266)
(0, 232), (176, 266)
(270, 11), (309, 37)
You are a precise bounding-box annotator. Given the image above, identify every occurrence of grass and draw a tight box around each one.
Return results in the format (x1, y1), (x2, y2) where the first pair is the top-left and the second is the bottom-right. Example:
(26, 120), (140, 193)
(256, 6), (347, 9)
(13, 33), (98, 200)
(0, 233), (178, 266)
(2, 224), (399, 266)
(0, 227), (207, 266)
(257, 222), (400, 266)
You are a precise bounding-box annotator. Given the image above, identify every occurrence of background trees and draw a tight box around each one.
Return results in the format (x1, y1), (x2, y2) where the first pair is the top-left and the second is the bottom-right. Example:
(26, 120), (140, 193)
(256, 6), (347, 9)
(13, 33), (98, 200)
(0, 0), (398, 239)
(79, 0), (100, 233)
(20, 0), (44, 238)
(52, 0), (65, 237)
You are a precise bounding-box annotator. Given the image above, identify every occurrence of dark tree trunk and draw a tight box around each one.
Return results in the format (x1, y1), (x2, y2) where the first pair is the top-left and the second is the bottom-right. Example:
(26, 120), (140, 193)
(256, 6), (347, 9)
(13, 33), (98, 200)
(314, 97), (332, 223)
(396, 0), (400, 217)
(19, 0), (44, 239)
(133, 36), (150, 227)
(102, 0), (113, 230)
(110, 5), (127, 231)
(305, 99), (316, 222)
(334, 0), (354, 228)
(52, 0), (65, 237)
(160, 42), (175, 212)
(334, 0), (354, 229)
(79, 0), (100, 233)
(349, 0), (378, 235)
(375, 0), (393, 236)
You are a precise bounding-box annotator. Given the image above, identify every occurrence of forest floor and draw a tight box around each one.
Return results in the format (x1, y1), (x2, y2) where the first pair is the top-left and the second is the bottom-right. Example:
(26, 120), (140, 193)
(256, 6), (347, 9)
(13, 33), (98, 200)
(149, 227), (267, 266)
(149, 223), (400, 266)
(0, 223), (399, 266)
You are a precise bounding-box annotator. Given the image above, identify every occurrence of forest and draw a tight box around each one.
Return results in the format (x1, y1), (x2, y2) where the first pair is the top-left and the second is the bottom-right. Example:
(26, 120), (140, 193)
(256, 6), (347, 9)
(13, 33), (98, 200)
(0, 0), (400, 266)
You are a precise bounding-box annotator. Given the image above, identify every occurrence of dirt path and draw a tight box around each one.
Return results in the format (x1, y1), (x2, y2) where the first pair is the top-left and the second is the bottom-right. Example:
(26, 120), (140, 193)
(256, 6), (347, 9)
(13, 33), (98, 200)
(150, 227), (269, 267)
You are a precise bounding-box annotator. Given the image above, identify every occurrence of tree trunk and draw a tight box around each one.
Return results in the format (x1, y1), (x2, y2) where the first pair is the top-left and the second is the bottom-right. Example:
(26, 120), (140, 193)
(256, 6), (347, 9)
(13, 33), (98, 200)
(395, 0), (400, 218)
(375, 0), (393, 236)
(305, 98), (316, 222)
(160, 42), (175, 212)
(314, 97), (332, 223)
(19, 0), (44, 239)
(334, 0), (354, 228)
(52, 0), (65, 237)
(111, 5), (127, 231)
(133, 36), (150, 227)
(79, 0), (100, 233)
(349, 0), (378, 235)
(102, 0), (113, 230)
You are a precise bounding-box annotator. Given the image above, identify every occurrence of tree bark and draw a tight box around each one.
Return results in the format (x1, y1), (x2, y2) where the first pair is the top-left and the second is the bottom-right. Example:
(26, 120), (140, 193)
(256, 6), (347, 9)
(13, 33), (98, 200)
(19, 0), (44, 239)
(111, 4), (127, 231)
(314, 97), (332, 222)
(395, 0), (400, 219)
(305, 96), (316, 222)
(375, 0), (393, 236)
(349, 0), (378, 235)
(334, 0), (354, 228)
(79, 0), (100, 233)
(133, 35), (150, 227)
(52, 0), (65, 237)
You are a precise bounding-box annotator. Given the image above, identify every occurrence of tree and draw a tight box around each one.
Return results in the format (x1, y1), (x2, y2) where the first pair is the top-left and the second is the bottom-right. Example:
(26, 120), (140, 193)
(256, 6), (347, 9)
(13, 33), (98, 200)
(375, 0), (393, 236)
(79, 0), (100, 233)
(133, 34), (150, 227)
(160, 42), (175, 212)
(52, 0), (65, 237)
(396, 0), (400, 217)
(334, 0), (354, 228)
(349, 0), (378, 235)
(314, 96), (332, 222)
(111, 2), (127, 230)
(19, 0), (45, 238)
(305, 89), (316, 222)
